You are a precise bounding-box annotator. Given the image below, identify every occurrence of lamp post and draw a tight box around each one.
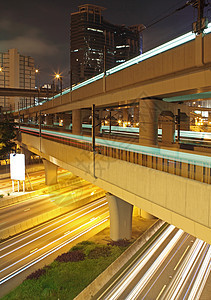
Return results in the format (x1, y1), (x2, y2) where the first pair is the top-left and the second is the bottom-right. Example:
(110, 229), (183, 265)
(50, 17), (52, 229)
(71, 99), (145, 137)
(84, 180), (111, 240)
(0, 66), (6, 108)
(35, 68), (39, 88)
(34, 68), (39, 106)
(55, 73), (62, 95)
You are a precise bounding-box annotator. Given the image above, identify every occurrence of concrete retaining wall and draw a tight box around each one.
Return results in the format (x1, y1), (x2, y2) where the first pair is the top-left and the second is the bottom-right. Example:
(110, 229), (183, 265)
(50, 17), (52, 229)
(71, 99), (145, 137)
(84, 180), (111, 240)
(75, 219), (164, 300)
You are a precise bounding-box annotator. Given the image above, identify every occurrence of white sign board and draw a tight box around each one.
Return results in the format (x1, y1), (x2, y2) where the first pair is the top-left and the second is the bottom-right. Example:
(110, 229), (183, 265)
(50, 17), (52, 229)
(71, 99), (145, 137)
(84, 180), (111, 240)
(10, 153), (25, 180)
(202, 111), (208, 118)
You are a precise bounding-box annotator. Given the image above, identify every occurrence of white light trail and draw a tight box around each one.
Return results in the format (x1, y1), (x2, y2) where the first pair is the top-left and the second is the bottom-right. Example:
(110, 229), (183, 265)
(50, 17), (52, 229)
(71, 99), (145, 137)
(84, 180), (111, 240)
(162, 239), (205, 299)
(103, 225), (175, 300)
(0, 198), (107, 255)
(125, 229), (184, 300)
(187, 245), (211, 300)
(0, 217), (108, 285)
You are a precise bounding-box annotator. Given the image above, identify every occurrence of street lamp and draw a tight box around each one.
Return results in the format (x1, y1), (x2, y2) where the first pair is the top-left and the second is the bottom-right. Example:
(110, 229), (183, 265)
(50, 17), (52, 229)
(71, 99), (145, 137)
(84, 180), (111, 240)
(35, 68), (39, 87)
(0, 66), (6, 108)
(34, 68), (39, 106)
(54, 73), (63, 94)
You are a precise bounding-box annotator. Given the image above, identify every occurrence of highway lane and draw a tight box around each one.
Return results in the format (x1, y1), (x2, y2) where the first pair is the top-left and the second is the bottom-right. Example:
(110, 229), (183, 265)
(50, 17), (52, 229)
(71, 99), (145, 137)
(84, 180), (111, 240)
(0, 181), (104, 231)
(99, 225), (211, 300)
(0, 197), (109, 297)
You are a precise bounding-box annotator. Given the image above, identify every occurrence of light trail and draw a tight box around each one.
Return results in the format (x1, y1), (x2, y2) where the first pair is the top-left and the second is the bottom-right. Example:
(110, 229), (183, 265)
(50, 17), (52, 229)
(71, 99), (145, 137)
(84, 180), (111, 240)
(188, 246), (211, 300)
(141, 233), (190, 299)
(0, 197), (107, 257)
(99, 229), (210, 300)
(183, 244), (209, 299)
(0, 217), (108, 285)
(162, 239), (206, 299)
(0, 210), (108, 274)
(103, 225), (175, 300)
(125, 229), (184, 300)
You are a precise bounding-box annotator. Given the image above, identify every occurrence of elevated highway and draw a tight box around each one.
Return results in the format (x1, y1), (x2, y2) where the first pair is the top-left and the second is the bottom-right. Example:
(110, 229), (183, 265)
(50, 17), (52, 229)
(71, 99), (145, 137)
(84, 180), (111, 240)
(17, 126), (211, 244)
(13, 27), (211, 244)
(0, 87), (55, 98)
(14, 28), (211, 116)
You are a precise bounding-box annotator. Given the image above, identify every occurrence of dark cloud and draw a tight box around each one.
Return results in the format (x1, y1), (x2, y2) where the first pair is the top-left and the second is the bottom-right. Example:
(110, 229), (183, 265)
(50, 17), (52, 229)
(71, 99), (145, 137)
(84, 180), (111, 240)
(0, 27), (59, 56)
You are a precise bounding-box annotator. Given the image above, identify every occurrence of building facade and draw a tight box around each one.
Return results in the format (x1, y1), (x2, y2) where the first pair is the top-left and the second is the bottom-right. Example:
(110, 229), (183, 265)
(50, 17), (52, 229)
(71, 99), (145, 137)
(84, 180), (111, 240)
(0, 48), (35, 111)
(70, 4), (144, 85)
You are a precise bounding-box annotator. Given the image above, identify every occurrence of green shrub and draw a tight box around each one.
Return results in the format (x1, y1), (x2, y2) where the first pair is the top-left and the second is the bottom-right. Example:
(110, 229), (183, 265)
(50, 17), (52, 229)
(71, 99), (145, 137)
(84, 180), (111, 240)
(88, 246), (111, 259)
(70, 241), (95, 252)
(0, 194), (4, 198)
(107, 239), (130, 248)
(55, 250), (85, 263)
(26, 266), (50, 280)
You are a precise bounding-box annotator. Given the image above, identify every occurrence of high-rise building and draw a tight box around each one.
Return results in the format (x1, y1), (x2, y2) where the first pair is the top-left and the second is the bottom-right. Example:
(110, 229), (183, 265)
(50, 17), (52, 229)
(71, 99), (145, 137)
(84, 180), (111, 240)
(0, 48), (36, 111)
(70, 4), (144, 85)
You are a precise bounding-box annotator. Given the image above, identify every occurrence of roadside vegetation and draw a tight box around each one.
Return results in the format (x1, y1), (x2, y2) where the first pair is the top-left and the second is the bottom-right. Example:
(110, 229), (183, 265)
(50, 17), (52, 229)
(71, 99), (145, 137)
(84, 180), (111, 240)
(2, 240), (131, 300)
(0, 117), (17, 162)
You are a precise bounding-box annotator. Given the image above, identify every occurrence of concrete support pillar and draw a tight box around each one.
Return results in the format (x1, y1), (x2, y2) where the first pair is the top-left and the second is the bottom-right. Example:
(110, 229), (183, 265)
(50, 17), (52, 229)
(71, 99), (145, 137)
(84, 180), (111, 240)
(95, 113), (101, 136)
(72, 109), (82, 135)
(107, 193), (133, 241)
(141, 209), (155, 219)
(139, 99), (160, 146)
(134, 106), (139, 124)
(161, 114), (175, 145)
(63, 114), (71, 129)
(180, 113), (190, 131)
(43, 160), (58, 186)
(45, 114), (54, 126)
(54, 114), (59, 125)
(122, 108), (129, 122)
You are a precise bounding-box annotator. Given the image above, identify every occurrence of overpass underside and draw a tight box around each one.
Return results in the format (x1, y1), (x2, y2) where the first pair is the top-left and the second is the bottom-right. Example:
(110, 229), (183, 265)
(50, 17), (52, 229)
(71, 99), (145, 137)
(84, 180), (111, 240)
(17, 132), (211, 244)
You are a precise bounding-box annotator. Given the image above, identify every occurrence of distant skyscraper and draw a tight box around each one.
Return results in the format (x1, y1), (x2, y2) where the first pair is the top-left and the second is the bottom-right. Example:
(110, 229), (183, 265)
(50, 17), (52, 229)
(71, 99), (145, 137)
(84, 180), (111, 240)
(0, 48), (35, 111)
(70, 4), (144, 85)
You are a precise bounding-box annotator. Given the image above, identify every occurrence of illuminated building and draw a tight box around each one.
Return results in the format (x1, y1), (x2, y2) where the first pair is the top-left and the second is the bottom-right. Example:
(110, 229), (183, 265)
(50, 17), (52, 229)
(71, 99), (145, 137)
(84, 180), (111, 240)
(70, 4), (144, 84)
(0, 48), (36, 111)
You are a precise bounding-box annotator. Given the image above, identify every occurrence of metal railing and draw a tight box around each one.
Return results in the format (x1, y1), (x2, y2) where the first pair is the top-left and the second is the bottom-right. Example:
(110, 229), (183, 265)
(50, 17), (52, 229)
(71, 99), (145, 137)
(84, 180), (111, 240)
(19, 126), (211, 185)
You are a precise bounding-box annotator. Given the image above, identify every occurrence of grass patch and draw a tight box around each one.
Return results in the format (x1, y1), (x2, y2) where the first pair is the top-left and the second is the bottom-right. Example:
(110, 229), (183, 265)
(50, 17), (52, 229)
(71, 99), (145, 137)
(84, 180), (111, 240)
(2, 240), (130, 300)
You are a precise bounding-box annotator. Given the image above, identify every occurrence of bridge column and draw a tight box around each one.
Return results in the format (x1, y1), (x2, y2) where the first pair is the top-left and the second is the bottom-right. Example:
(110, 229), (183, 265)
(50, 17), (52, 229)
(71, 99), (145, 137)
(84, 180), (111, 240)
(161, 112), (175, 145)
(107, 193), (133, 241)
(72, 109), (82, 135)
(122, 108), (129, 122)
(139, 99), (161, 146)
(180, 113), (190, 131)
(134, 106), (139, 124)
(45, 114), (54, 126)
(63, 114), (71, 129)
(43, 160), (58, 185)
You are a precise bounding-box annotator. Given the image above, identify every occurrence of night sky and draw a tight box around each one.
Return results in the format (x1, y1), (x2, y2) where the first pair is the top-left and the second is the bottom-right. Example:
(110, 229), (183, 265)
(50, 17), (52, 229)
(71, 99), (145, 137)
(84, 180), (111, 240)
(1, 0), (210, 86)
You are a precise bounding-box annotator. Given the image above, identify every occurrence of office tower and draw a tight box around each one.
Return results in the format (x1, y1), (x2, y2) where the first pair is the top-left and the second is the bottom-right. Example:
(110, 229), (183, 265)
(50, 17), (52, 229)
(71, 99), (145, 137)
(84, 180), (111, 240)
(70, 4), (144, 85)
(0, 48), (35, 111)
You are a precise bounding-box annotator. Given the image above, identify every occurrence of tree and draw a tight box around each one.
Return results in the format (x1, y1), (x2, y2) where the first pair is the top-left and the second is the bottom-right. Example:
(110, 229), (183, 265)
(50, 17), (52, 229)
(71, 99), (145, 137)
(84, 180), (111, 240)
(0, 119), (17, 161)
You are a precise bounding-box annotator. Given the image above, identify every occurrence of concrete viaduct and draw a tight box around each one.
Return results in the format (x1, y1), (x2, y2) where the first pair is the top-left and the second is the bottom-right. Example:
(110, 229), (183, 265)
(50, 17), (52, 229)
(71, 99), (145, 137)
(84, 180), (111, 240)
(15, 30), (211, 243)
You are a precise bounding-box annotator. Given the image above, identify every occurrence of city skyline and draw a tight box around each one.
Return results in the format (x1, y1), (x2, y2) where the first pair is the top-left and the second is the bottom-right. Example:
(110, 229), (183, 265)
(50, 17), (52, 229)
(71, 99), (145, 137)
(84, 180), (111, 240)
(0, 0), (210, 86)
